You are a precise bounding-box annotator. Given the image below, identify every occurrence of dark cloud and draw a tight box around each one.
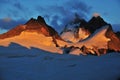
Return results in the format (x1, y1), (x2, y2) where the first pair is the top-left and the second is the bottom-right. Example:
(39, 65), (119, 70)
(0, 0), (92, 33)
(13, 2), (24, 11)
(0, 0), (32, 20)
(35, 0), (91, 33)
(12, 1), (27, 17)
(50, 15), (62, 32)
(0, 0), (30, 19)
(0, 18), (26, 30)
(66, 1), (91, 13)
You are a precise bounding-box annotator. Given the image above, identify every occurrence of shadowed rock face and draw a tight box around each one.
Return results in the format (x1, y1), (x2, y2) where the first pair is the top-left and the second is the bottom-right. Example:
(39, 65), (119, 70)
(105, 25), (120, 52)
(61, 16), (108, 42)
(83, 25), (120, 55)
(0, 15), (120, 55)
(62, 25), (120, 56)
(115, 31), (120, 39)
(85, 24), (120, 55)
(84, 16), (108, 33)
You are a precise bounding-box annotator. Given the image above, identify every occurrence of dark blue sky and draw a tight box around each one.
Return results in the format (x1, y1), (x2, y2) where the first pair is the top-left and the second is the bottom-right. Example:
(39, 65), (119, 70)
(0, 0), (120, 33)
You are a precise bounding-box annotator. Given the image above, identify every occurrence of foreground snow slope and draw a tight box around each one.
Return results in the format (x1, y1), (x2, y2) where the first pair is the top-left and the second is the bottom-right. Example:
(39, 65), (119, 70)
(0, 45), (120, 80)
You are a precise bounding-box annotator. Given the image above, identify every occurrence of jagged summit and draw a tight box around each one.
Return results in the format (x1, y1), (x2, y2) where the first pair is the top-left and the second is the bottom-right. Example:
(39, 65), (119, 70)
(60, 15), (109, 43)
(37, 16), (46, 24)
(26, 16), (46, 25)
(61, 13), (107, 35)
(0, 14), (120, 56)
(85, 16), (108, 33)
(89, 16), (107, 25)
(0, 16), (61, 40)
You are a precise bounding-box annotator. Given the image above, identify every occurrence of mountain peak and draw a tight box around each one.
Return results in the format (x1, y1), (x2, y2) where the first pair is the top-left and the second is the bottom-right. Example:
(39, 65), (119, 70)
(86, 15), (108, 33)
(37, 16), (46, 24)
(25, 16), (46, 25)
(0, 14), (120, 56)
(0, 16), (60, 40)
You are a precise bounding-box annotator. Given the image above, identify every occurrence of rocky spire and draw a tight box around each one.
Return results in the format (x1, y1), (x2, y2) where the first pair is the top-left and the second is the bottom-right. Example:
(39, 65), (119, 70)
(85, 14), (108, 33)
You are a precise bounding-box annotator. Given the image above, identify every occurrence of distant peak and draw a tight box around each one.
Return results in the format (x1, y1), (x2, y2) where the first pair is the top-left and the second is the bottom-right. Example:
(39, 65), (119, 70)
(93, 13), (100, 18)
(25, 16), (46, 26)
(37, 16), (46, 24)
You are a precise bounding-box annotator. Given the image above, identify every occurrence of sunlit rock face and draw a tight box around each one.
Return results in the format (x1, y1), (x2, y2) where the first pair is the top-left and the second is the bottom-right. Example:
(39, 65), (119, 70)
(59, 15), (120, 56)
(0, 16), (61, 39)
(78, 28), (90, 41)
(0, 16), (62, 47)
(64, 25), (120, 56)
(0, 15), (120, 56)
(70, 26), (111, 56)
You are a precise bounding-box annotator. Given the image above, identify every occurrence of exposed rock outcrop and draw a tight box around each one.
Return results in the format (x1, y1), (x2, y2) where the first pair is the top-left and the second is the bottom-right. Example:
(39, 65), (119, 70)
(0, 15), (120, 56)
(105, 25), (120, 51)
(0, 16), (62, 47)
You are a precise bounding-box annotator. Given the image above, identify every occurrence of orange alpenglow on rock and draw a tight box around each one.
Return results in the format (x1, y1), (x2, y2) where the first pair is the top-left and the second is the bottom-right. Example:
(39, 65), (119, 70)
(0, 15), (120, 56)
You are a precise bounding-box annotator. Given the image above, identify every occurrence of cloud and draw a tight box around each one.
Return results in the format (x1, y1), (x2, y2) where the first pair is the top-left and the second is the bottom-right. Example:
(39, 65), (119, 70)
(0, 0), (31, 20)
(66, 1), (91, 13)
(0, 0), (92, 33)
(0, 28), (7, 34)
(12, 1), (30, 19)
(13, 2), (24, 11)
(0, 18), (26, 30)
(35, 0), (92, 32)
(50, 15), (62, 32)
(2, 17), (12, 22)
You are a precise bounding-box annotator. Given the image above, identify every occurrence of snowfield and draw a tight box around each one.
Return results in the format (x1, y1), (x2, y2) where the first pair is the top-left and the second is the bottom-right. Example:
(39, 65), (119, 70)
(0, 44), (120, 80)
(0, 31), (63, 54)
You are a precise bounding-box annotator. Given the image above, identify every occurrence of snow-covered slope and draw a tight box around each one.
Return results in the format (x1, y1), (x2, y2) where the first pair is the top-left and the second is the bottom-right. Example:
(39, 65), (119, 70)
(60, 15), (108, 43)
(61, 18), (90, 43)
(0, 16), (63, 54)
(0, 15), (120, 56)
(60, 26), (110, 55)
(0, 13), (120, 80)
(61, 28), (90, 43)
(76, 26), (110, 49)
(0, 31), (62, 54)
